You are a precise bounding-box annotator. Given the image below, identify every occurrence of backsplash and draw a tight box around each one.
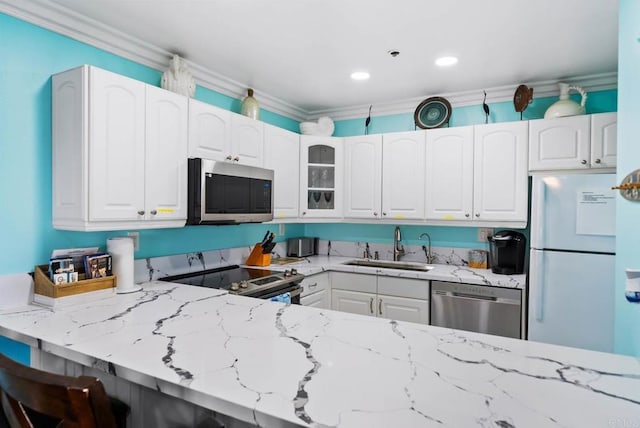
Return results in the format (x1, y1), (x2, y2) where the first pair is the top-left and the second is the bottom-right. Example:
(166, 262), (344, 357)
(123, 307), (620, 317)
(134, 240), (473, 283)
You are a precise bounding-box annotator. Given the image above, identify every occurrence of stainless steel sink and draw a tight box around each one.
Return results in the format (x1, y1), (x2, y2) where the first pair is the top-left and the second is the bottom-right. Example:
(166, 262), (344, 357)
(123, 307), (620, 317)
(343, 259), (435, 271)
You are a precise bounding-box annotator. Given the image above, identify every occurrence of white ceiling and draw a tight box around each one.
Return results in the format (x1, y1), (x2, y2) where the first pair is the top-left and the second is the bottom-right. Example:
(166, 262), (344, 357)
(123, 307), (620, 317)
(12, 0), (621, 120)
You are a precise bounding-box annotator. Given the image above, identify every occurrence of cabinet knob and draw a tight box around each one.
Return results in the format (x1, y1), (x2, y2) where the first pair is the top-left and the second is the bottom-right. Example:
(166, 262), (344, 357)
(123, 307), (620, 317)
(465, 213), (470, 218)
(581, 159), (588, 165)
(594, 158), (601, 164)
(373, 212), (378, 217)
(225, 155), (232, 161)
(302, 211), (307, 215)
(150, 210), (157, 215)
(233, 156), (240, 162)
(475, 213), (480, 218)
(382, 212), (387, 216)
(137, 210), (145, 216)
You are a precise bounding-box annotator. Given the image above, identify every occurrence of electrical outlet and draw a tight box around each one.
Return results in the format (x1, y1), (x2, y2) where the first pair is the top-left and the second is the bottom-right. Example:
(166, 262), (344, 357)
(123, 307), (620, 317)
(127, 231), (140, 251)
(477, 228), (493, 242)
(278, 223), (285, 236)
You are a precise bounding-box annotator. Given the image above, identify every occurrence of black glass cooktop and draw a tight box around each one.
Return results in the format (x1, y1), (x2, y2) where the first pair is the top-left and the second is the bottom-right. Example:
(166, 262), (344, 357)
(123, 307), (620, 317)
(159, 264), (273, 291)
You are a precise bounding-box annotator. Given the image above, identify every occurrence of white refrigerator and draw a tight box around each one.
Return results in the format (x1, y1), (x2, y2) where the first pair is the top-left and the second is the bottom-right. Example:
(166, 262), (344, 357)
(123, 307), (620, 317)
(528, 173), (616, 353)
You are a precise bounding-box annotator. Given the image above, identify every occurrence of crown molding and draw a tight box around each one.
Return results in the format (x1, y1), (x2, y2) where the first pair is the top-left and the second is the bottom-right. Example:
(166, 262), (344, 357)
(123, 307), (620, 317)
(308, 72), (618, 121)
(0, 0), (308, 121)
(0, 0), (617, 123)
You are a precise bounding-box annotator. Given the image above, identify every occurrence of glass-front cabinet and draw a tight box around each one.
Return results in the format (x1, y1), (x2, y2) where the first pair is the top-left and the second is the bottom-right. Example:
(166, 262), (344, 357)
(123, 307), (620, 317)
(299, 136), (343, 218)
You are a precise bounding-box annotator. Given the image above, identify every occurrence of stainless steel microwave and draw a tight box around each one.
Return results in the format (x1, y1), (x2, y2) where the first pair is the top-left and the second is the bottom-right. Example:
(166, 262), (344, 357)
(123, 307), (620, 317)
(187, 158), (274, 225)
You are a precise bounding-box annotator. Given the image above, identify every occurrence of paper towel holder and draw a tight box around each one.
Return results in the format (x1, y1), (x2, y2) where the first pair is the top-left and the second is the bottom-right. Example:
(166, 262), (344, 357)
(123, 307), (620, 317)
(107, 237), (142, 294)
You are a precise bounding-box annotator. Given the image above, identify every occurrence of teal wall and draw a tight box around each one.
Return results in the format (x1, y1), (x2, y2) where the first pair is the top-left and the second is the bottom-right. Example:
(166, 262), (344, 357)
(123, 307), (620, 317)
(0, 12), (301, 276)
(614, 0), (640, 357)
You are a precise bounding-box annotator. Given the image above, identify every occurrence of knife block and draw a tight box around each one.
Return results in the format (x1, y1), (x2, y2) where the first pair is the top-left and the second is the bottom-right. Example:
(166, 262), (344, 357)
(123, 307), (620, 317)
(245, 243), (271, 266)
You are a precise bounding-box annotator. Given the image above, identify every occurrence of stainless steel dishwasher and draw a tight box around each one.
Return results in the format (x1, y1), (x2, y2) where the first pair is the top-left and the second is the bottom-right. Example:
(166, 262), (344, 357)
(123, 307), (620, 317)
(430, 281), (522, 339)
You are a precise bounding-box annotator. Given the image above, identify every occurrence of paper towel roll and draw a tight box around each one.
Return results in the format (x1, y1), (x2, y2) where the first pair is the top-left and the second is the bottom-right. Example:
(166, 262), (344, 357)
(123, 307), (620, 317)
(107, 237), (141, 294)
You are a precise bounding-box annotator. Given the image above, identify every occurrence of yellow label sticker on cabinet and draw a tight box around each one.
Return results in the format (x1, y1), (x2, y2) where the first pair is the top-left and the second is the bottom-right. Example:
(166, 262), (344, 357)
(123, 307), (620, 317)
(393, 214), (406, 219)
(157, 208), (174, 213)
(443, 215), (455, 220)
(278, 213), (286, 217)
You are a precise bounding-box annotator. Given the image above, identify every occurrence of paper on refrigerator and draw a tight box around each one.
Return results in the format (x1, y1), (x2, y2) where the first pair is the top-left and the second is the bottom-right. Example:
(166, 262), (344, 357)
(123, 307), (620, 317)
(575, 188), (616, 236)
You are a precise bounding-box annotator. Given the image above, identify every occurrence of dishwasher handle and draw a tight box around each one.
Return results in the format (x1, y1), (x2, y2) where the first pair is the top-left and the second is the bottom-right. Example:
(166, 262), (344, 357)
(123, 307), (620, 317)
(452, 291), (497, 301)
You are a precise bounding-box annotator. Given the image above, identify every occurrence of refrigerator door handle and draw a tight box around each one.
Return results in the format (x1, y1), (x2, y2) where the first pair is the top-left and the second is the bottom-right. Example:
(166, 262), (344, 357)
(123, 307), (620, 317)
(531, 178), (545, 248)
(530, 250), (545, 322)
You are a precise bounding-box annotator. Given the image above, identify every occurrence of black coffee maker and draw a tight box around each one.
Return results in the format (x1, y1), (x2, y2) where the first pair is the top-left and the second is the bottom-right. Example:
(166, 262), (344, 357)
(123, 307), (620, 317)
(488, 230), (526, 275)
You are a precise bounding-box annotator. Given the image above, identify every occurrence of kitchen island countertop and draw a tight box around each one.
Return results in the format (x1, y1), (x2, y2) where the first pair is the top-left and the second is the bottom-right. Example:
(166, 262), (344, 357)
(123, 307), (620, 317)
(0, 279), (638, 427)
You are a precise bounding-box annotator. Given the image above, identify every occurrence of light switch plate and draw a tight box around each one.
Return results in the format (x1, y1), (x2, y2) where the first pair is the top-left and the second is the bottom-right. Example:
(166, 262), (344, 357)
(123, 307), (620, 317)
(477, 228), (493, 242)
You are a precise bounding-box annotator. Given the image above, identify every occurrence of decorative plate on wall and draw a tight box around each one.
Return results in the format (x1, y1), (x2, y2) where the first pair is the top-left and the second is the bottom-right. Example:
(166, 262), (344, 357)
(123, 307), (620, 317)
(414, 97), (451, 129)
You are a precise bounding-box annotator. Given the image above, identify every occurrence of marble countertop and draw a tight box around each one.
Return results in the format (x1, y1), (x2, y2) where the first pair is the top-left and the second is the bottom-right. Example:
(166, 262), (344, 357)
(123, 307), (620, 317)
(265, 255), (527, 289)
(0, 281), (638, 428)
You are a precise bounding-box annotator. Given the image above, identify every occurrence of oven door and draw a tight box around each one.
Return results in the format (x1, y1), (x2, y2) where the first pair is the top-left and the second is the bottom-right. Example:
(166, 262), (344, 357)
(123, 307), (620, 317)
(256, 284), (302, 305)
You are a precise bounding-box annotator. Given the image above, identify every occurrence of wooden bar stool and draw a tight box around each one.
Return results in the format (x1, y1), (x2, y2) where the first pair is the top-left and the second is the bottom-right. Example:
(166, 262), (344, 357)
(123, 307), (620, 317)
(0, 352), (129, 428)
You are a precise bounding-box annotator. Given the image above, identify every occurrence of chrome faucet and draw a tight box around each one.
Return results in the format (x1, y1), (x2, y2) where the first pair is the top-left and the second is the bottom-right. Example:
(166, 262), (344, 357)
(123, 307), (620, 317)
(419, 232), (434, 264)
(393, 226), (405, 261)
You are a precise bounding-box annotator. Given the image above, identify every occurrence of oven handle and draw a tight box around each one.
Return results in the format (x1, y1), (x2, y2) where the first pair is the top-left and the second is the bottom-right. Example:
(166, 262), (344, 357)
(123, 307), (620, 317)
(259, 284), (303, 300)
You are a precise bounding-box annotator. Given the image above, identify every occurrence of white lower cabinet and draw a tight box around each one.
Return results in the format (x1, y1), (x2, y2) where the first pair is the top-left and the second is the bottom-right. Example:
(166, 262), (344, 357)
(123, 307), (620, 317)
(331, 289), (376, 316)
(378, 295), (429, 324)
(300, 272), (330, 309)
(331, 272), (429, 323)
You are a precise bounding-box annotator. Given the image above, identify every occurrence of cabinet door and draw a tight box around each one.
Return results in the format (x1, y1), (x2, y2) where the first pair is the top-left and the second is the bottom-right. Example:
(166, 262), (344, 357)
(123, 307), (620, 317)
(331, 289), (375, 316)
(473, 122), (528, 222)
(529, 116), (590, 171)
(382, 131), (426, 220)
(263, 124), (300, 219)
(301, 289), (329, 309)
(187, 99), (231, 161)
(88, 67), (146, 221)
(343, 135), (382, 219)
(299, 136), (343, 218)
(378, 294), (429, 324)
(425, 126), (474, 220)
(231, 114), (264, 166)
(145, 85), (188, 221)
(590, 112), (617, 169)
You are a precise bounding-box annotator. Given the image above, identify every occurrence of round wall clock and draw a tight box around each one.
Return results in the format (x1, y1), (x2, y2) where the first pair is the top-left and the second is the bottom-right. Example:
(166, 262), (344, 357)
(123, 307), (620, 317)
(414, 97), (451, 129)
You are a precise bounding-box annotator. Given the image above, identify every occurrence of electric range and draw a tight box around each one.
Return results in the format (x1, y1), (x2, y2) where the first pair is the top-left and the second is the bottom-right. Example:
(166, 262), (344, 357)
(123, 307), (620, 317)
(158, 264), (304, 302)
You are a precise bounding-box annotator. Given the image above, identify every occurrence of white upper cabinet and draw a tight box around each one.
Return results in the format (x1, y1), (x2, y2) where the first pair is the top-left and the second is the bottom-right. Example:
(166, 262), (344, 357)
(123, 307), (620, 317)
(188, 99), (264, 166)
(590, 112), (617, 169)
(473, 121), (528, 222)
(230, 114), (264, 166)
(299, 136), (343, 218)
(425, 126), (474, 220)
(343, 135), (383, 219)
(52, 65), (187, 231)
(382, 130), (426, 220)
(188, 99), (231, 161)
(144, 85), (188, 222)
(263, 124), (300, 219)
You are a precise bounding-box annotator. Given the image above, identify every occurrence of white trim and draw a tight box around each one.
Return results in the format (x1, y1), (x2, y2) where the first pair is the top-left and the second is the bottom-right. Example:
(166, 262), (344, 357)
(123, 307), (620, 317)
(0, 0), (617, 123)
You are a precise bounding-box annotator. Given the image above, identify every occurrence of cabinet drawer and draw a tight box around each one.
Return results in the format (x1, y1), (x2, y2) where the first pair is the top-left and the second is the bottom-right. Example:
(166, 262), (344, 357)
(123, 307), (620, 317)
(331, 272), (376, 293)
(377, 276), (429, 300)
(301, 289), (328, 309)
(300, 272), (329, 298)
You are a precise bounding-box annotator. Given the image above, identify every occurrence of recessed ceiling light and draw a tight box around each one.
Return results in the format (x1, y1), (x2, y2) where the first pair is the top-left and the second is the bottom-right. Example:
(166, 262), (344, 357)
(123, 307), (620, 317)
(435, 56), (458, 67)
(350, 71), (370, 81)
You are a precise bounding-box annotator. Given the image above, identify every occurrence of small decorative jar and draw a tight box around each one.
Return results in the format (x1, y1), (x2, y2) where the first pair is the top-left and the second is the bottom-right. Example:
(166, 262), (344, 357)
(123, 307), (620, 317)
(241, 88), (260, 120)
